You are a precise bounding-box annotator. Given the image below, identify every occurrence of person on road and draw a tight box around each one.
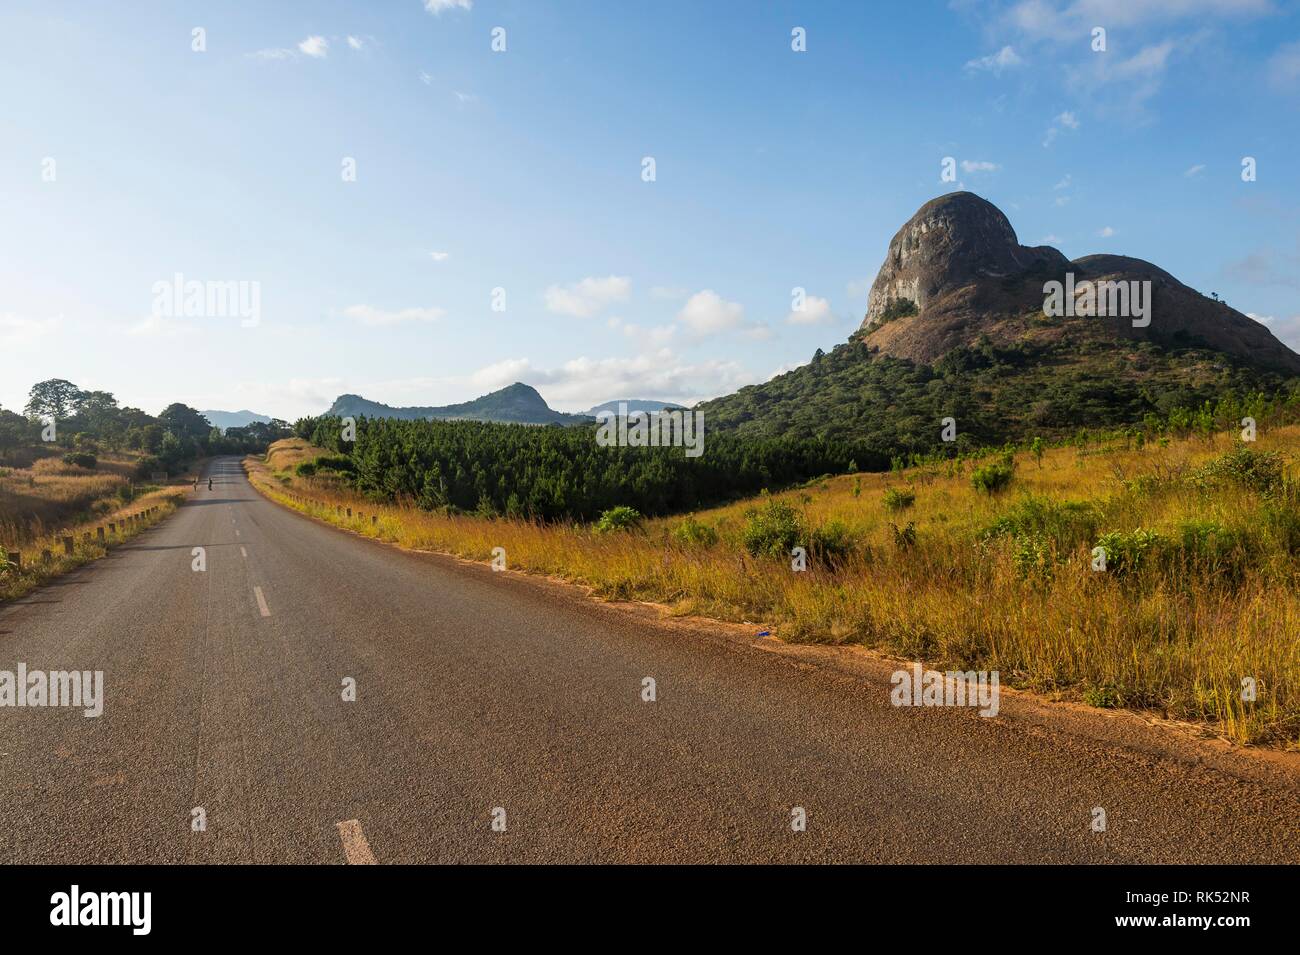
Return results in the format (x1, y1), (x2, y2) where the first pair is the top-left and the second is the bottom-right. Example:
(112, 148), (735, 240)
(208, 477), (213, 491)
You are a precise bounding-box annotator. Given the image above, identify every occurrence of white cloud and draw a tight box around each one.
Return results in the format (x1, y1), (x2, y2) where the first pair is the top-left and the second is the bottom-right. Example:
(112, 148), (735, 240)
(343, 305), (444, 326)
(453, 90), (477, 104)
(1040, 234), (1063, 245)
(1185, 163), (1206, 178)
(425, 0), (473, 12)
(965, 45), (1023, 74)
(468, 350), (756, 410)
(298, 36), (329, 58)
(1004, 0), (1270, 43)
(786, 295), (835, 326)
(960, 159), (1000, 173)
(1043, 111), (1080, 147)
(1267, 40), (1300, 91)
(1054, 174), (1072, 189)
(1249, 312), (1300, 349)
(1098, 226), (1116, 237)
(544, 276), (631, 317)
(418, 71), (433, 85)
(347, 36), (364, 50)
(676, 289), (746, 336)
(428, 251), (450, 262)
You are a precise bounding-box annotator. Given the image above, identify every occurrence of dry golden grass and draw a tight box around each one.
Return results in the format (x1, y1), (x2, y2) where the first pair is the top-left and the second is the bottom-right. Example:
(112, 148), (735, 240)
(0, 487), (186, 602)
(248, 427), (1300, 746)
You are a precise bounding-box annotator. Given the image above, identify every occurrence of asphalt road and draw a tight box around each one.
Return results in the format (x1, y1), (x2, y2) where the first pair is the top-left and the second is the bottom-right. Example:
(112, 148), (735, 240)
(0, 456), (1296, 864)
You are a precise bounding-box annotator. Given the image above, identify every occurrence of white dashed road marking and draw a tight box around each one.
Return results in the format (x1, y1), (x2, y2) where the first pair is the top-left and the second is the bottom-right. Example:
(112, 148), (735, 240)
(240, 546), (248, 558)
(253, 586), (271, 617)
(336, 820), (377, 864)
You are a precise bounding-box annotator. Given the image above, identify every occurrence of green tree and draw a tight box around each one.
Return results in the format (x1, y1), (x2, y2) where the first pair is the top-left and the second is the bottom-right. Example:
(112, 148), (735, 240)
(24, 378), (81, 421)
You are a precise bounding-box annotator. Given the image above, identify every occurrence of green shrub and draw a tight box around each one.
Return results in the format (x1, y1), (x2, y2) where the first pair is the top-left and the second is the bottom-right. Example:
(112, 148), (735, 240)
(1011, 532), (1056, 582)
(295, 461), (318, 477)
(1166, 521), (1255, 584)
(1094, 528), (1162, 575)
(742, 499), (803, 559)
(882, 486), (915, 512)
(982, 495), (1098, 552)
(878, 298), (919, 323)
(62, 451), (97, 469)
(1083, 684), (1121, 708)
(595, 505), (643, 534)
(672, 515), (718, 547)
(890, 521), (917, 550)
(1191, 447), (1285, 494)
(809, 519), (857, 563)
(971, 453), (1015, 494)
(314, 454), (355, 475)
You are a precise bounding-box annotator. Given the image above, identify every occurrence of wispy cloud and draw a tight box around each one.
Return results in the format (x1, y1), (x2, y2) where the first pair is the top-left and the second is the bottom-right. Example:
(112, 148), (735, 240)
(965, 45), (1022, 74)
(960, 159), (1000, 173)
(1043, 110), (1079, 147)
(1267, 39), (1300, 91)
(544, 276), (631, 318)
(424, 0), (473, 14)
(1184, 163), (1206, 178)
(468, 350), (754, 409)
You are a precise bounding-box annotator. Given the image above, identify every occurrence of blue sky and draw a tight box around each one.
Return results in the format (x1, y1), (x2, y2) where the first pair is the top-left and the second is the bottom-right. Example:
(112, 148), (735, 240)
(1, 0), (1297, 419)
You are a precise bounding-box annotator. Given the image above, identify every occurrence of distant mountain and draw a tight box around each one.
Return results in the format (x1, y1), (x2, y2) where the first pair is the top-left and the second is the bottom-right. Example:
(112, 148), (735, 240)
(698, 191), (1300, 448)
(586, 399), (687, 416)
(325, 383), (592, 426)
(202, 409), (273, 431)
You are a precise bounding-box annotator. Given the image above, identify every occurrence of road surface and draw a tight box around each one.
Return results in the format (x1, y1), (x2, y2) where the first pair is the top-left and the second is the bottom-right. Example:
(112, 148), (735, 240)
(1, 456), (1296, 863)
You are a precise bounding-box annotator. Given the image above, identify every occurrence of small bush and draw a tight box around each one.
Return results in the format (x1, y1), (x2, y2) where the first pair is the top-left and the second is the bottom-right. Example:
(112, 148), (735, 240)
(809, 519), (857, 563)
(982, 495), (1098, 552)
(1011, 532), (1055, 582)
(1094, 528), (1162, 576)
(314, 455), (355, 475)
(1083, 684), (1121, 709)
(1191, 447), (1285, 494)
(890, 521), (917, 550)
(878, 298), (919, 323)
(672, 516), (718, 548)
(595, 505), (643, 534)
(883, 487), (915, 512)
(62, 452), (97, 470)
(971, 456), (1015, 494)
(742, 499), (803, 559)
(295, 461), (318, 477)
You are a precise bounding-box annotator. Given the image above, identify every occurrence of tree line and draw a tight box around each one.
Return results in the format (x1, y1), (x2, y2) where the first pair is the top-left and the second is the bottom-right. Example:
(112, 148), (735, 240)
(296, 415), (883, 521)
(1, 378), (291, 474)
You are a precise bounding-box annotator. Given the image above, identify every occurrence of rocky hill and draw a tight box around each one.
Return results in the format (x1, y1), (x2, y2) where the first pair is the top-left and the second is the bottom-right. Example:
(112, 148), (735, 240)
(698, 192), (1300, 448)
(861, 192), (1300, 374)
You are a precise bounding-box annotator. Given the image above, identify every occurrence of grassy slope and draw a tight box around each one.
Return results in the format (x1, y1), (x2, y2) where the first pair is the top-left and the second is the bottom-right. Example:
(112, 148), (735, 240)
(0, 447), (191, 600)
(248, 428), (1300, 746)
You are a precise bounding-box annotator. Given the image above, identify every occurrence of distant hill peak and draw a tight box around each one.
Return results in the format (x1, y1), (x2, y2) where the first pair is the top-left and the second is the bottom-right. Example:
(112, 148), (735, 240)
(324, 382), (591, 426)
(201, 409), (273, 431)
